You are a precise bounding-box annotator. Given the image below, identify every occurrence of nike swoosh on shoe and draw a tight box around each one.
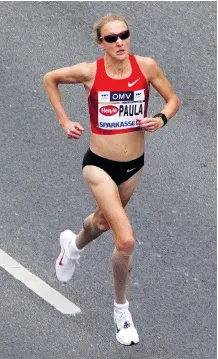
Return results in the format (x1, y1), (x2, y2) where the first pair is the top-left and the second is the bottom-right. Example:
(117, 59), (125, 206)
(59, 250), (65, 266)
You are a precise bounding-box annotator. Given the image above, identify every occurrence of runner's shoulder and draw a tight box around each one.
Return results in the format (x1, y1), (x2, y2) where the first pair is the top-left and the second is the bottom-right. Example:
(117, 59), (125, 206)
(73, 61), (96, 83)
(134, 55), (161, 81)
(135, 55), (158, 71)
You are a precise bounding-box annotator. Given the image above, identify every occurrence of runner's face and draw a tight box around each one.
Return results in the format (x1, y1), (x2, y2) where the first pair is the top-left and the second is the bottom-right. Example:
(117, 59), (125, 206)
(99, 21), (130, 60)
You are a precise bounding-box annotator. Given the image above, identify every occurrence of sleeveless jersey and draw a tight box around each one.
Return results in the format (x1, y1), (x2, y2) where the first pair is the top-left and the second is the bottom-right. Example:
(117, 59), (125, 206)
(88, 54), (149, 135)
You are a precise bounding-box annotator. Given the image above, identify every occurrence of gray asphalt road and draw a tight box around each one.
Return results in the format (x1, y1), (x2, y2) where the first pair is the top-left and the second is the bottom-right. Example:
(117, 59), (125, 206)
(0, 2), (216, 359)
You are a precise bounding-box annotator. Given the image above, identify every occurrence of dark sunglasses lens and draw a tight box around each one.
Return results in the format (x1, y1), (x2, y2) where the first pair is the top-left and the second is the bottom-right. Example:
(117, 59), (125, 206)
(104, 35), (118, 43)
(119, 30), (130, 40)
(104, 30), (130, 43)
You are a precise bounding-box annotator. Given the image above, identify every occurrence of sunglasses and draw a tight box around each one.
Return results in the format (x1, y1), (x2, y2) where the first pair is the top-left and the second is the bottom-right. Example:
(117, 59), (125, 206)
(100, 29), (130, 43)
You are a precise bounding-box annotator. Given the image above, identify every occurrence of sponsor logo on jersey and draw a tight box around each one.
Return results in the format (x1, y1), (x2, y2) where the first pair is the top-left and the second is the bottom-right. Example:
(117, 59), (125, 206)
(99, 105), (119, 116)
(110, 91), (134, 102)
(98, 91), (110, 102)
(97, 89), (146, 130)
(134, 90), (144, 101)
(99, 120), (137, 129)
(128, 78), (140, 87)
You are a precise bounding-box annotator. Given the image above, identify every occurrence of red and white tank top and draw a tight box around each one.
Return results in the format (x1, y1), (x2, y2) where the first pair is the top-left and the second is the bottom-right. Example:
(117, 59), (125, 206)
(88, 54), (150, 135)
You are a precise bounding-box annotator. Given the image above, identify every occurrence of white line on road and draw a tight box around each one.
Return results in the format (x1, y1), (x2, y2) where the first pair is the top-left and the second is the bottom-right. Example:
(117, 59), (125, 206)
(0, 249), (81, 315)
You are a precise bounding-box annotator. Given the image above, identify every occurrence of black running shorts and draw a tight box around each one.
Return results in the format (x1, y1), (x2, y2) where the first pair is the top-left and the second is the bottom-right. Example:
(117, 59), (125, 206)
(82, 148), (144, 185)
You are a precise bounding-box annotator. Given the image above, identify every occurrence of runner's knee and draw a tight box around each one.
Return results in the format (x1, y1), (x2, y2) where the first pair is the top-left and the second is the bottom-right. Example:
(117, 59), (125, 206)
(116, 237), (135, 256)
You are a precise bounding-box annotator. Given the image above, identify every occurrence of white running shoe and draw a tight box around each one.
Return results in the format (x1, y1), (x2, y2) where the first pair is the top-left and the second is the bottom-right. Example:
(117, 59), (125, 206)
(114, 301), (139, 346)
(55, 230), (80, 283)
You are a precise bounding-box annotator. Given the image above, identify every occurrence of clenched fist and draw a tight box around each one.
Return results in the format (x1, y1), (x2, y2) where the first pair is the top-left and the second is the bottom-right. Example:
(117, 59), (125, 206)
(137, 117), (163, 133)
(61, 120), (84, 139)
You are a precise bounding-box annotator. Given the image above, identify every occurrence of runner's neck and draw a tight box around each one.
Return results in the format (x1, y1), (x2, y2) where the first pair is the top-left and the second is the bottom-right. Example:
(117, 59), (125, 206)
(104, 54), (131, 79)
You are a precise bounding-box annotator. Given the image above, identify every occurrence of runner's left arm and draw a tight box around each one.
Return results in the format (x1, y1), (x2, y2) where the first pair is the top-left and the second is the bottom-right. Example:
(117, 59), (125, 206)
(138, 58), (180, 131)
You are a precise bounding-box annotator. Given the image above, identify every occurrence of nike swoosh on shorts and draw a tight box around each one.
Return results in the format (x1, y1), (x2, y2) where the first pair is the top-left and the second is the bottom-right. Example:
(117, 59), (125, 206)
(127, 168), (136, 172)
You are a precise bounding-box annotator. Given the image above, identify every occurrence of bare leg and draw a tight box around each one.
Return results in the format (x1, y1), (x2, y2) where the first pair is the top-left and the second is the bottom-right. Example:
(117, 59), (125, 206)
(74, 204), (111, 251)
(82, 166), (143, 305)
(112, 169), (142, 305)
(76, 213), (134, 304)
(112, 249), (133, 304)
(75, 213), (106, 250)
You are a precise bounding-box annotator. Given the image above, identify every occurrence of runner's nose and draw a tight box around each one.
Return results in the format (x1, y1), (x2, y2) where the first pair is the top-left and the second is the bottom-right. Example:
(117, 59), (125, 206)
(116, 37), (123, 45)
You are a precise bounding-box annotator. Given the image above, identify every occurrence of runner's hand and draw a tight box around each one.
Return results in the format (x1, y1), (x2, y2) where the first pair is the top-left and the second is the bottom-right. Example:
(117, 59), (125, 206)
(137, 117), (163, 132)
(61, 120), (84, 139)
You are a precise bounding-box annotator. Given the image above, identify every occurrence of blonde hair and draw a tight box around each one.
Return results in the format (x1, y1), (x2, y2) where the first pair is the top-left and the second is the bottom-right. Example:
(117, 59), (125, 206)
(92, 13), (129, 43)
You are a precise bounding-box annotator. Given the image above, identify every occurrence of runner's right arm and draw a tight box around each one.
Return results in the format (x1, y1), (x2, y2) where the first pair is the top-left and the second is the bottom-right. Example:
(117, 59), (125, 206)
(43, 63), (92, 139)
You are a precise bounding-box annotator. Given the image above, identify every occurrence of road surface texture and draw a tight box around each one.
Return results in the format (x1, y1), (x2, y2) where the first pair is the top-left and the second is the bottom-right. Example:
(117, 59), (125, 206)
(0, 2), (216, 359)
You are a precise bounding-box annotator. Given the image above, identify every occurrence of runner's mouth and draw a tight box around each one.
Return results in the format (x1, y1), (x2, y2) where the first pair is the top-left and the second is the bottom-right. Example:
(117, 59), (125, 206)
(117, 49), (125, 55)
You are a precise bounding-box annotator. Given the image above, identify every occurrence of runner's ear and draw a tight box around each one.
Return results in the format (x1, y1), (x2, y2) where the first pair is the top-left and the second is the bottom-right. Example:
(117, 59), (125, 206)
(98, 38), (104, 50)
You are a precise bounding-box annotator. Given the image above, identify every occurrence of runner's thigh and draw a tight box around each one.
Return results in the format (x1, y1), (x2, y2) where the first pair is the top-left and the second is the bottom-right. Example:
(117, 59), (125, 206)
(83, 166), (132, 236)
(118, 167), (144, 207)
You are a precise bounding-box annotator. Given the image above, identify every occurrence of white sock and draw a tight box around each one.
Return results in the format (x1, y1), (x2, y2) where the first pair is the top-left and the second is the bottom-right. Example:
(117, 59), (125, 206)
(69, 236), (84, 257)
(114, 300), (129, 311)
